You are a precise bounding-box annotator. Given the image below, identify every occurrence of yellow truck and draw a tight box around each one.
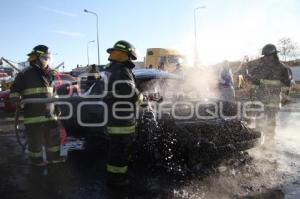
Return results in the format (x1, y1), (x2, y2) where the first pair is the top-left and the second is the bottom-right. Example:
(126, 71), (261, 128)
(145, 48), (186, 72)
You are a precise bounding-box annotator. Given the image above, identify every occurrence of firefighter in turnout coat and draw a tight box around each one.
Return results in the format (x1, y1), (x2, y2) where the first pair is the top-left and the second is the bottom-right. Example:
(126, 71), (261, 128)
(104, 40), (143, 187)
(10, 45), (63, 166)
(244, 44), (291, 136)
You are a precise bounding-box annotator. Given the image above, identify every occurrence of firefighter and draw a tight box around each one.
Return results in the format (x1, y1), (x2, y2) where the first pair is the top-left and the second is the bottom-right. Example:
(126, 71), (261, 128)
(244, 44), (291, 136)
(10, 45), (64, 166)
(104, 40), (142, 187)
(86, 64), (100, 90)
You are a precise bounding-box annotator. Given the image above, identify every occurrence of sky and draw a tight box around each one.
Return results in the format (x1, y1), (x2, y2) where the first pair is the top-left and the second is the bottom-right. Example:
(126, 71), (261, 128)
(0, 0), (299, 71)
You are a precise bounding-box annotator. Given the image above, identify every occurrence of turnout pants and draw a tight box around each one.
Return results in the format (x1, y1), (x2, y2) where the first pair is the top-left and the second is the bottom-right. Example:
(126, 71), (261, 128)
(106, 125), (134, 183)
(256, 106), (279, 142)
(25, 121), (61, 164)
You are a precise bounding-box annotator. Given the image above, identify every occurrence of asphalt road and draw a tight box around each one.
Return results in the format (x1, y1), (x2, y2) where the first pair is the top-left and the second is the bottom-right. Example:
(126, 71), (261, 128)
(0, 102), (300, 199)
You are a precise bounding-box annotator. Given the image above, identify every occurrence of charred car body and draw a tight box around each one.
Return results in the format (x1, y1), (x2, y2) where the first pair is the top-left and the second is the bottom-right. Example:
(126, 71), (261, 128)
(56, 69), (261, 168)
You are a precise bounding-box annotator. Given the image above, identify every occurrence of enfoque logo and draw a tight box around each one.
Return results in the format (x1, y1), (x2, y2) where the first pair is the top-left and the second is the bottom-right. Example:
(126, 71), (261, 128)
(41, 78), (266, 127)
(48, 99), (265, 127)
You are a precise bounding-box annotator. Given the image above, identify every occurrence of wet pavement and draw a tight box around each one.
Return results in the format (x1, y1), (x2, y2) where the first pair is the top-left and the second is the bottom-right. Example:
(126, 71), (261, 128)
(0, 101), (300, 199)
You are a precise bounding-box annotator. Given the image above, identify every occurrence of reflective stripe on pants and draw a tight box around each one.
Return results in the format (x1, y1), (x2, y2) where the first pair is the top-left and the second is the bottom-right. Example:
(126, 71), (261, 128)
(107, 129), (134, 177)
(47, 145), (60, 152)
(107, 164), (128, 174)
(27, 150), (43, 158)
(107, 125), (135, 135)
(26, 122), (61, 163)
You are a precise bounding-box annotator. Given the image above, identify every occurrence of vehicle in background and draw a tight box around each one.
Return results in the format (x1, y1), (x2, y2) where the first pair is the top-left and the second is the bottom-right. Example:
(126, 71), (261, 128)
(0, 90), (15, 112)
(0, 68), (14, 77)
(289, 66), (300, 95)
(0, 72), (8, 78)
(145, 48), (187, 72)
(70, 64), (107, 78)
(0, 58), (22, 91)
(54, 73), (80, 96)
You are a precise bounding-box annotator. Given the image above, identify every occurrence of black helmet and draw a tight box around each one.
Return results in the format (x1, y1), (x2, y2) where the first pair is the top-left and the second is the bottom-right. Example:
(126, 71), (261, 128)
(27, 45), (51, 56)
(107, 40), (137, 60)
(262, 44), (279, 56)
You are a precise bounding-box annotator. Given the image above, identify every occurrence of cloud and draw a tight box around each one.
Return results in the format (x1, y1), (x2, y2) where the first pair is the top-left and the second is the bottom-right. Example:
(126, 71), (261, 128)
(53, 30), (82, 37)
(40, 6), (77, 17)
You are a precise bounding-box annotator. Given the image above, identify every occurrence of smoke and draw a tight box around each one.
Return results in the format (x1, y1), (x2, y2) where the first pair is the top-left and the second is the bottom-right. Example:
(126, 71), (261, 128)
(161, 67), (221, 102)
(138, 62), (300, 198)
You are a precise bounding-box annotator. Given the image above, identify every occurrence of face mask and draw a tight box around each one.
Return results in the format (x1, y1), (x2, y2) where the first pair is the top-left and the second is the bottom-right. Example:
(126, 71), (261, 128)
(39, 54), (52, 68)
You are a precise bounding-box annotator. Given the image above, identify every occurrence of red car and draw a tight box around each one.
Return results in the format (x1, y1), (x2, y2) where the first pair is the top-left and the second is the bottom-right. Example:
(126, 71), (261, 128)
(54, 73), (80, 96)
(0, 90), (15, 112)
(0, 72), (8, 78)
(0, 73), (79, 112)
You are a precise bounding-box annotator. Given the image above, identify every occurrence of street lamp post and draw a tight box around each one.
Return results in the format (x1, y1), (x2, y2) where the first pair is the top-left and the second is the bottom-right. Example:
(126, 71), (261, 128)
(87, 40), (95, 66)
(84, 9), (100, 65)
(194, 6), (206, 67)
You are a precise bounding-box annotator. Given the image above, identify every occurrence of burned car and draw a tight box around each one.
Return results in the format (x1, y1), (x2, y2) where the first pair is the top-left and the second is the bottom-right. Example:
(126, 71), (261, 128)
(56, 69), (261, 168)
(14, 69), (261, 169)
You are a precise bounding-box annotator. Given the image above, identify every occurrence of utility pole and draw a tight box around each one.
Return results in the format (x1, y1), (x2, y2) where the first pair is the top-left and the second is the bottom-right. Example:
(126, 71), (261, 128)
(87, 40), (95, 65)
(194, 6), (206, 67)
(84, 9), (100, 65)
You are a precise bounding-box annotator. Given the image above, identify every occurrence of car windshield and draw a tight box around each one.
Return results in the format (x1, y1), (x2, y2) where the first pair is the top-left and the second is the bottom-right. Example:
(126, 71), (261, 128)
(168, 55), (182, 64)
(158, 55), (186, 65)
